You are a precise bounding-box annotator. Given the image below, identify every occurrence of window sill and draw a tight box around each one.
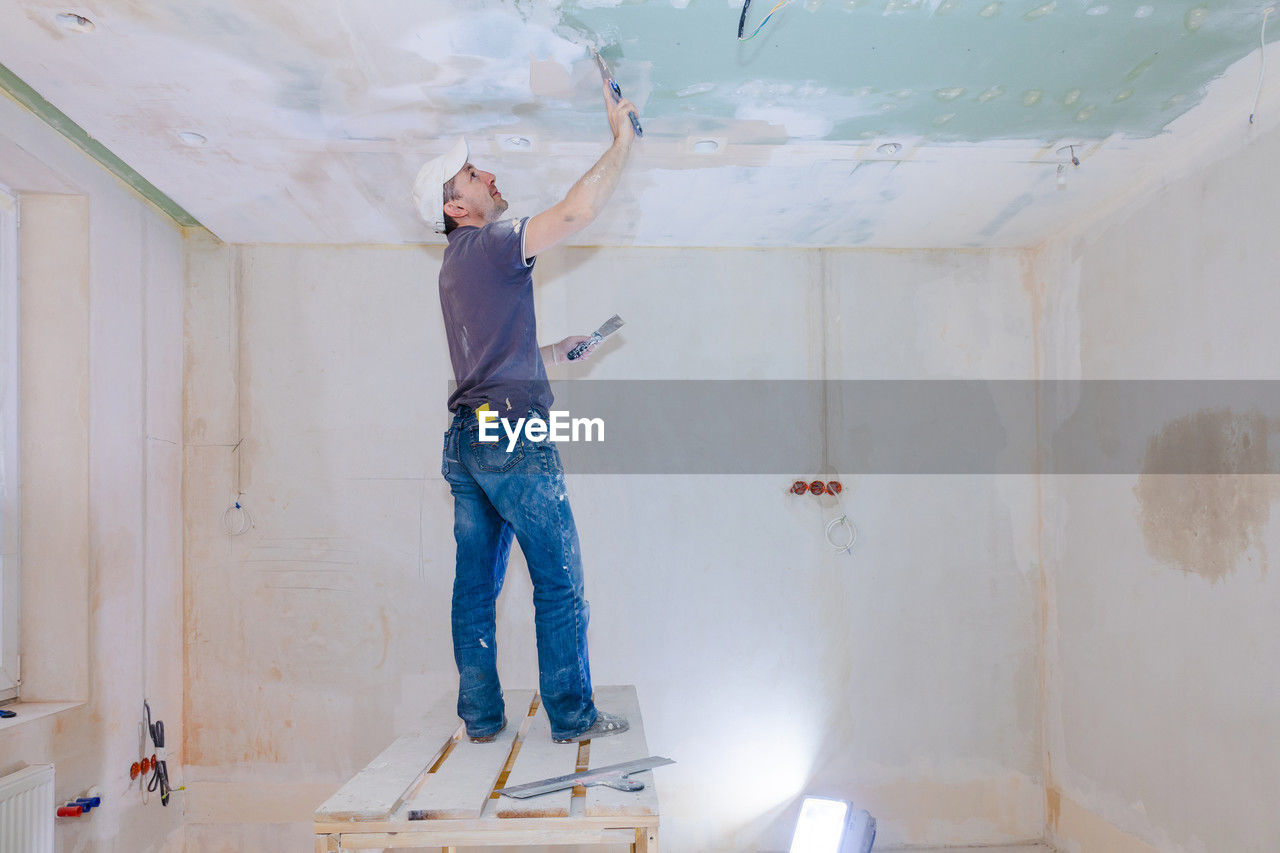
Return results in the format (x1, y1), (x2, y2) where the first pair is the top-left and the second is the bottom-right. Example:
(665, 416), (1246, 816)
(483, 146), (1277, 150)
(0, 701), (82, 732)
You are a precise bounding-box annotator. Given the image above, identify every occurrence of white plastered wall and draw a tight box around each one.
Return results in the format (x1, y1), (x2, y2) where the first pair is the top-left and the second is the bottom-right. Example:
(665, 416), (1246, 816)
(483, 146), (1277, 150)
(1038, 118), (1280, 852)
(1, 41), (1277, 853)
(182, 238), (1044, 851)
(10, 74), (1278, 853)
(0, 94), (185, 851)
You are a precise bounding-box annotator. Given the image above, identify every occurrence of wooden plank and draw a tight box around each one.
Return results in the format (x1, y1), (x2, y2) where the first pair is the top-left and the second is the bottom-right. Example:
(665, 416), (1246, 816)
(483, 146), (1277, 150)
(314, 813), (658, 834)
(405, 690), (536, 820)
(584, 685), (660, 818)
(315, 695), (462, 821)
(636, 825), (659, 852)
(493, 695), (580, 818)
(329, 827), (639, 848)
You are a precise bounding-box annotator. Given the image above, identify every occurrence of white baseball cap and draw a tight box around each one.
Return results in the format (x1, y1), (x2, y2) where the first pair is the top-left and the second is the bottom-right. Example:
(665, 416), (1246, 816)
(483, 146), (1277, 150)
(413, 137), (470, 232)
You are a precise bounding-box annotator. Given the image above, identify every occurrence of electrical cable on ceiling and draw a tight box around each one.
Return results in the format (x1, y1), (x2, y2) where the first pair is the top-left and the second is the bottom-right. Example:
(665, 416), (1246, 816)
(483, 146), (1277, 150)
(738, 0), (794, 41)
(1251, 7), (1273, 125)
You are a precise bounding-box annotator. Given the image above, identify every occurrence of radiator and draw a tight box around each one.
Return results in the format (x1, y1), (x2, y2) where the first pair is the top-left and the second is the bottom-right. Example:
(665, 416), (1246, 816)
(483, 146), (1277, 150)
(0, 765), (54, 853)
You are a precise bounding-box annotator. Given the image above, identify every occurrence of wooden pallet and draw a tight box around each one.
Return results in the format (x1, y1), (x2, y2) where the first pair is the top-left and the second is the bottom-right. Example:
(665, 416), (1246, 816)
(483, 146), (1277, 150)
(314, 685), (661, 851)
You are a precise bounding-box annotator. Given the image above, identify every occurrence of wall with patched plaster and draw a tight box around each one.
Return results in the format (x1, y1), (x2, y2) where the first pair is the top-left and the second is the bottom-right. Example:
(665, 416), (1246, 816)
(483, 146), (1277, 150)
(1038, 116), (1280, 852)
(0, 92), (184, 850)
(4, 3), (1278, 848)
(182, 240), (1045, 851)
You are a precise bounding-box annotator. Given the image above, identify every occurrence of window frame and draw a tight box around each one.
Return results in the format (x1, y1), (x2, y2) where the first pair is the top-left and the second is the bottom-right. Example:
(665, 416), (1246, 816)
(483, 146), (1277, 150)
(0, 184), (19, 701)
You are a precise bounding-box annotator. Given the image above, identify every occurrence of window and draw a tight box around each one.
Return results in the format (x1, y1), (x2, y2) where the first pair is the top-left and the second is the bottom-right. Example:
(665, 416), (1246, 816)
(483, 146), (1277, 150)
(0, 185), (18, 700)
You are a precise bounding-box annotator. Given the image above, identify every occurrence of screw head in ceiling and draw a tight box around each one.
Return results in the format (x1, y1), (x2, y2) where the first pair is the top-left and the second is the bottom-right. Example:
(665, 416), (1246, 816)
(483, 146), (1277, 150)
(498, 135), (534, 151)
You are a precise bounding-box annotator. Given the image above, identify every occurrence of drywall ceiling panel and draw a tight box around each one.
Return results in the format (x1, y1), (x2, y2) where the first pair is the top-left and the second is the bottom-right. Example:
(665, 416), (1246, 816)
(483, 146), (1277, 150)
(0, 0), (1276, 247)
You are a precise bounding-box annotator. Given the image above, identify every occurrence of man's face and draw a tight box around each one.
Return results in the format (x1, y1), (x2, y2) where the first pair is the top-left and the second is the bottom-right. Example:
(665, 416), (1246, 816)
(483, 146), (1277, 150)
(447, 163), (508, 224)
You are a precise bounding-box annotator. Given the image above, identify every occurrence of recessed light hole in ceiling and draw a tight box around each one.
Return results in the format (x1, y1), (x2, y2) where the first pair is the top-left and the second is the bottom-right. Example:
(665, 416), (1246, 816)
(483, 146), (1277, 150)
(55, 12), (94, 33)
(1024, 2), (1056, 21)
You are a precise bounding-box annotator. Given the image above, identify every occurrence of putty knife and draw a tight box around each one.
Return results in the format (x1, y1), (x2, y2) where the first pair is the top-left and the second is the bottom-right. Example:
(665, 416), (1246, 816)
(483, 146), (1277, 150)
(567, 314), (625, 360)
(592, 49), (644, 138)
(556, 13), (643, 138)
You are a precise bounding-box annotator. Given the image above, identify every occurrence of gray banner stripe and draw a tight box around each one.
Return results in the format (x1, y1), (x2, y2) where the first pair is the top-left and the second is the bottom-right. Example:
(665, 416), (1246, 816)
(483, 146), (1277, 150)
(449, 381), (1280, 475)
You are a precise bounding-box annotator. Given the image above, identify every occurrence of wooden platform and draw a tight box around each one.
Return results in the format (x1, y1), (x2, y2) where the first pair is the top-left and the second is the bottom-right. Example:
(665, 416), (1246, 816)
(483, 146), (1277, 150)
(314, 685), (661, 851)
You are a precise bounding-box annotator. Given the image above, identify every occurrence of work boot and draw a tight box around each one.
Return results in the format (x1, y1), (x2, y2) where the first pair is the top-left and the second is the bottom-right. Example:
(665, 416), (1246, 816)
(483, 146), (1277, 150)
(552, 711), (629, 744)
(468, 715), (507, 744)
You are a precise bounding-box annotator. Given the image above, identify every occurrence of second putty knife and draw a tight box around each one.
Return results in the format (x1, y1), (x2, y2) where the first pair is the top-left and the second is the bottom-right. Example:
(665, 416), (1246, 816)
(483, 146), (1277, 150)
(567, 314), (625, 360)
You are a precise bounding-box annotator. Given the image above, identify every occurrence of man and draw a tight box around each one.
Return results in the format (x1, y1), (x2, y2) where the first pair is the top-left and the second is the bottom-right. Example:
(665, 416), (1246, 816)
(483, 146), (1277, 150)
(413, 84), (637, 744)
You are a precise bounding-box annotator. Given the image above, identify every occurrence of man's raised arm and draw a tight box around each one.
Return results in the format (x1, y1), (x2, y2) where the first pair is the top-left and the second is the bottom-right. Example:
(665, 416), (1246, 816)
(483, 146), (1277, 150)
(523, 83), (638, 259)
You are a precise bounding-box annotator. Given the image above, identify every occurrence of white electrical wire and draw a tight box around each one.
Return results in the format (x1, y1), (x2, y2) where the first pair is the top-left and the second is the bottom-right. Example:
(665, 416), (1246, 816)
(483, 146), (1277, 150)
(1251, 8), (1273, 125)
(222, 501), (253, 536)
(825, 514), (858, 555)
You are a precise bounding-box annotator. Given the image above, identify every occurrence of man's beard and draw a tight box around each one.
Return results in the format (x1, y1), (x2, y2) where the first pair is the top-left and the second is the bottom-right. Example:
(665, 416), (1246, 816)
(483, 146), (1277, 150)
(492, 197), (509, 217)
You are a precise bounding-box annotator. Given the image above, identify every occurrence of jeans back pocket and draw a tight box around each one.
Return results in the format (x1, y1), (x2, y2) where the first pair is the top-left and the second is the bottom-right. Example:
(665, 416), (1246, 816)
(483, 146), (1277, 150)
(470, 436), (525, 474)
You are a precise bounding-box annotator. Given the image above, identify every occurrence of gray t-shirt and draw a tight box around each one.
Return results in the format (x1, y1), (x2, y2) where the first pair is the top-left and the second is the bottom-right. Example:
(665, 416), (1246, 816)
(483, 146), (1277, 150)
(439, 217), (552, 417)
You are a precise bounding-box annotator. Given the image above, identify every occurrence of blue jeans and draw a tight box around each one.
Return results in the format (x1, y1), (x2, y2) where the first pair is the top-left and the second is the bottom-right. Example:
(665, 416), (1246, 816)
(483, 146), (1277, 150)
(441, 408), (598, 741)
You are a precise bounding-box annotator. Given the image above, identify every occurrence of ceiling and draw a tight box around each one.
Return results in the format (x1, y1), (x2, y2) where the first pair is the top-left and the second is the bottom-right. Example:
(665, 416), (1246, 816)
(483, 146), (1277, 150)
(1, 0), (1276, 247)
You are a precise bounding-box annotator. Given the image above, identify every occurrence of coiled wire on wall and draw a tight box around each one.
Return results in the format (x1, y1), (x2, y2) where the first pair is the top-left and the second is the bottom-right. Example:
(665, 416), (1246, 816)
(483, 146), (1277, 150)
(144, 701), (171, 806)
(825, 513), (857, 555)
(223, 500), (253, 536)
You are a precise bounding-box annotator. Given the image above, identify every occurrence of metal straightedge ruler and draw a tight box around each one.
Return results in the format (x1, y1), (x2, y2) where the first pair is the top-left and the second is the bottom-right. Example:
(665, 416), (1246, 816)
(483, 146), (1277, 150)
(495, 756), (675, 799)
